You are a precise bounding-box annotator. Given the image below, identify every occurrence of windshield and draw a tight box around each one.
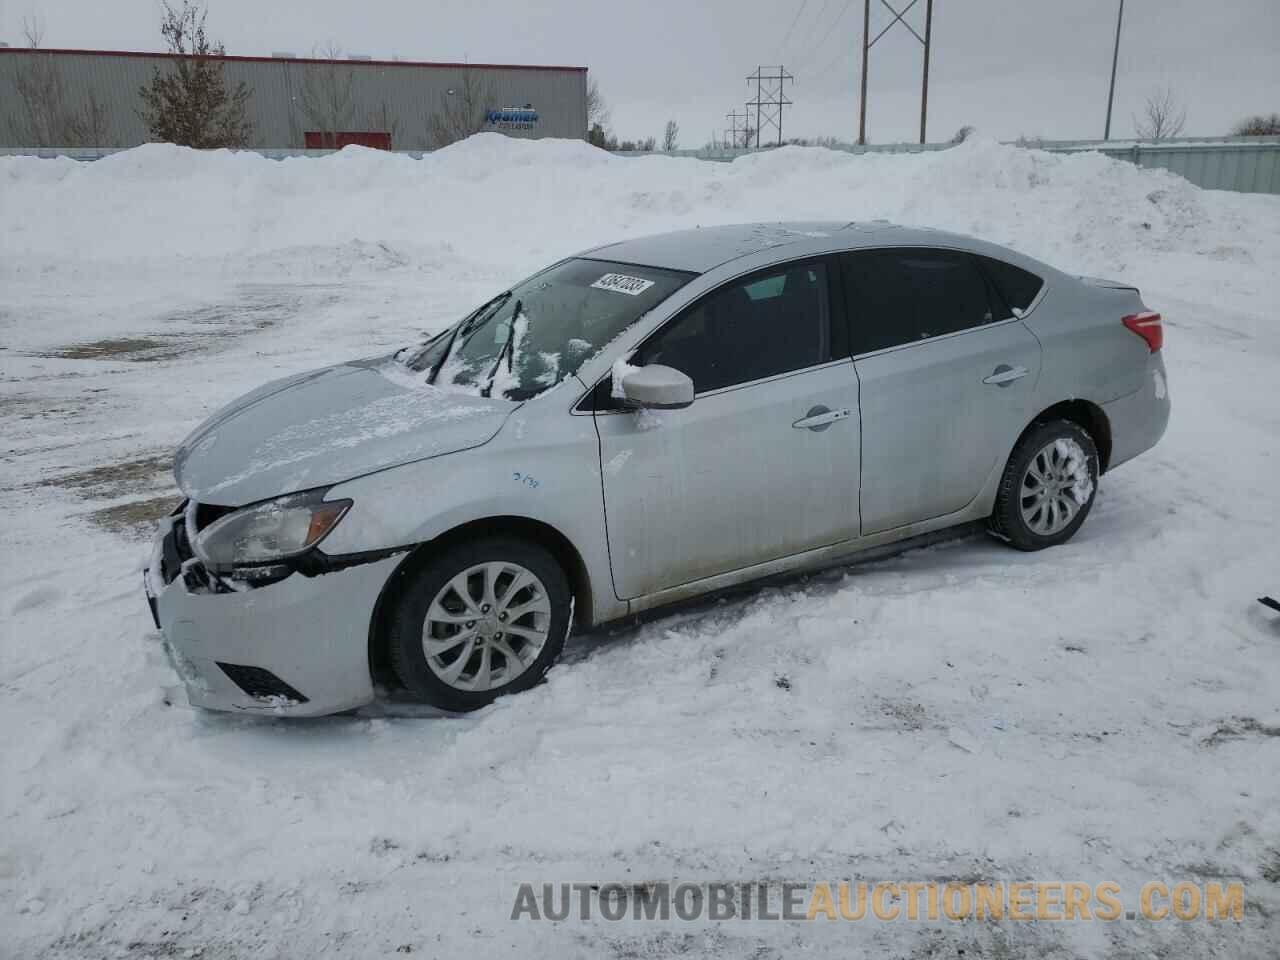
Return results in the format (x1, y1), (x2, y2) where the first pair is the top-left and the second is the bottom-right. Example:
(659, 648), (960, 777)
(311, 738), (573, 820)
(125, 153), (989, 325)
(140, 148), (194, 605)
(403, 258), (694, 400)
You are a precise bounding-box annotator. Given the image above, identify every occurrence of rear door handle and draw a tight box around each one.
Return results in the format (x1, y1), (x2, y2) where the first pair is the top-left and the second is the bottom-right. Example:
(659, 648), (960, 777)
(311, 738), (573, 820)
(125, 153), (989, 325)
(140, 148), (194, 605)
(983, 364), (1029, 387)
(792, 406), (851, 431)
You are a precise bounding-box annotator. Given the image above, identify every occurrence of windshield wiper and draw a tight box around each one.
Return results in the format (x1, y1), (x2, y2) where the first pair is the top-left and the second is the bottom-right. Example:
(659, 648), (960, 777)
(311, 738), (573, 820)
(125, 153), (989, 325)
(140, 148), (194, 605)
(482, 299), (522, 398)
(426, 291), (512, 384)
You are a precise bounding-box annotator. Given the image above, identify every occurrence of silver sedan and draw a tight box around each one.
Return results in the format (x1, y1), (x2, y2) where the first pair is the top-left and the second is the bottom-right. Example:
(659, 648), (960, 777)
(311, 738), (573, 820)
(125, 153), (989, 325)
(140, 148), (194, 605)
(145, 222), (1170, 714)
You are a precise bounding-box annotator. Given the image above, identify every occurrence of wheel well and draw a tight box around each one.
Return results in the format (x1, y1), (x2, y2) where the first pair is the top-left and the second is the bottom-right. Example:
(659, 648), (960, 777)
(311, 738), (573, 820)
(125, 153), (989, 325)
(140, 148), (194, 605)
(1023, 399), (1113, 473)
(367, 517), (594, 692)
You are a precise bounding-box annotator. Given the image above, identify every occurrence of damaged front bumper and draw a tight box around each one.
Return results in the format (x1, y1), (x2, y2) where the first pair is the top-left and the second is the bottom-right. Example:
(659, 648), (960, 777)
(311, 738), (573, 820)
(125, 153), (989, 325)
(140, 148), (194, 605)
(144, 511), (402, 717)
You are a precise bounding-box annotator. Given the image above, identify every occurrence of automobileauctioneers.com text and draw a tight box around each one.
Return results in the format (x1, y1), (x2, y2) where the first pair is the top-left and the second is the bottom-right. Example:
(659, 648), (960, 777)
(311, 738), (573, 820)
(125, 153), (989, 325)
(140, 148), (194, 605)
(511, 881), (1245, 923)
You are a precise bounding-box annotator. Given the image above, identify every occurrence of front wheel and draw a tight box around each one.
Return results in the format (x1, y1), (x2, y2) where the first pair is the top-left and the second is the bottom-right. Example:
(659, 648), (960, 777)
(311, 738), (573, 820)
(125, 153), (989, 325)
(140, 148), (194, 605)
(386, 537), (571, 712)
(990, 420), (1100, 551)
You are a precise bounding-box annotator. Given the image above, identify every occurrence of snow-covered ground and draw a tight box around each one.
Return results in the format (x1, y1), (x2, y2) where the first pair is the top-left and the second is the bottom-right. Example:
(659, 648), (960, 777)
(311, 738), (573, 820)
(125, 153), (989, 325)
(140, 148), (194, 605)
(2, 135), (1279, 958)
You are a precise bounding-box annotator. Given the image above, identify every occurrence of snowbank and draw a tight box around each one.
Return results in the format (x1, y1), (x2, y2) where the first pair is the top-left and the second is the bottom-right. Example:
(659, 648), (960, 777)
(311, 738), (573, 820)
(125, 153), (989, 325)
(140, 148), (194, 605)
(5, 134), (1270, 291)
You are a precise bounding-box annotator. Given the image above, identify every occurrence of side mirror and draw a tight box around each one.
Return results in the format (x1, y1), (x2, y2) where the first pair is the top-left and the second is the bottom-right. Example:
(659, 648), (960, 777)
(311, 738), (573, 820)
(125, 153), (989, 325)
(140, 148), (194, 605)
(619, 364), (695, 410)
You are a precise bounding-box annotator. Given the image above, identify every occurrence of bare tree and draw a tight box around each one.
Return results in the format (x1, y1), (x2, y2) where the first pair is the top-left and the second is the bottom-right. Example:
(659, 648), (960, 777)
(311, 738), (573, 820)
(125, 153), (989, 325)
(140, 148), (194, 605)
(22, 15), (45, 47)
(1231, 113), (1280, 136)
(950, 124), (975, 145)
(366, 102), (400, 148)
(138, 1), (253, 148)
(6, 18), (112, 146)
(299, 44), (355, 147)
(662, 119), (679, 152)
(427, 69), (494, 147)
(586, 77), (609, 132)
(1133, 86), (1186, 141)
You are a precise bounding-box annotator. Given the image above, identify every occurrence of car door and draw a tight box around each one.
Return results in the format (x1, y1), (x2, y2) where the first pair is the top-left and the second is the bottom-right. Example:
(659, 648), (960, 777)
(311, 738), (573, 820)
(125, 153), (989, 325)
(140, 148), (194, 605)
(842, 247), (1043, 535)
(591, 258), (861, 600)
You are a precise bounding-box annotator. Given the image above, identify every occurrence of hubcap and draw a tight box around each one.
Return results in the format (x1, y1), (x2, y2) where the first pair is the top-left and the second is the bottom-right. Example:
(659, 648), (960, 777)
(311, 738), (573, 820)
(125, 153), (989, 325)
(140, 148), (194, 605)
(422, 561), (552, 692)
(1019, 438), (1095, 537)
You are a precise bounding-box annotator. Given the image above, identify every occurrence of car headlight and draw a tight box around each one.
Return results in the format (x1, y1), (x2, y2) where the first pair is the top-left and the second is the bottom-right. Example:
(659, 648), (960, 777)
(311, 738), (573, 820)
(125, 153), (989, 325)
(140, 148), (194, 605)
(193, 490), (352, 570)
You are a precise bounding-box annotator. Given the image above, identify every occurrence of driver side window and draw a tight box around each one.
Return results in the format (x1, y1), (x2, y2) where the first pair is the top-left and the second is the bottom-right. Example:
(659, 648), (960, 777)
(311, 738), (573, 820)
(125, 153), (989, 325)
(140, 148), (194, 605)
(634, 260), (833, 394)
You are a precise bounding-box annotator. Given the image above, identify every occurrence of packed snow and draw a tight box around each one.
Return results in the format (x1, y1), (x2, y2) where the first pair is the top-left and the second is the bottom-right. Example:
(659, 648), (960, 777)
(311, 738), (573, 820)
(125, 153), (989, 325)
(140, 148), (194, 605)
(2, 134), (1280, 958)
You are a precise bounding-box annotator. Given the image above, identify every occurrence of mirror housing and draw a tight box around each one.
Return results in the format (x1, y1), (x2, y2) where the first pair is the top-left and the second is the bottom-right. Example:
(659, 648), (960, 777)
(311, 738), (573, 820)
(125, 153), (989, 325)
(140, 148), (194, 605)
(620, 364), (694, 410)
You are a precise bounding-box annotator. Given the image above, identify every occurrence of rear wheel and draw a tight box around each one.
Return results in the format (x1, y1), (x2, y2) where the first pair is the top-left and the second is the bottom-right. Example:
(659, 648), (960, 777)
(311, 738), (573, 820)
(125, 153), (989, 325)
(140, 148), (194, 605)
(991, 420), (1099, 551)
(387, 538), (571, 712)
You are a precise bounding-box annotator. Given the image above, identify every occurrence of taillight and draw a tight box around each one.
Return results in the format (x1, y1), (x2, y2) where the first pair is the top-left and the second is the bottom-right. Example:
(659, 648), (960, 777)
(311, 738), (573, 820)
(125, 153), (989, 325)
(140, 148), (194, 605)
(1122, 311), (1163, 352)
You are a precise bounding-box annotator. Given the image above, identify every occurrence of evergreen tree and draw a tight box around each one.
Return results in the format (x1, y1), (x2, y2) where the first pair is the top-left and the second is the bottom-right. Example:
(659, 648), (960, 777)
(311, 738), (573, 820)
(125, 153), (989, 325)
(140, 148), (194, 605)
(138, 2), (253, 148)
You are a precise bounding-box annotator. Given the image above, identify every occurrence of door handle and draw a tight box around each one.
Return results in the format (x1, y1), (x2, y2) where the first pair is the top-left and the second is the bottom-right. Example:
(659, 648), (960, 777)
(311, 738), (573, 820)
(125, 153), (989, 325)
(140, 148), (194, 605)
(983, 364), (1029, 387)
(792, 406), (851, 431)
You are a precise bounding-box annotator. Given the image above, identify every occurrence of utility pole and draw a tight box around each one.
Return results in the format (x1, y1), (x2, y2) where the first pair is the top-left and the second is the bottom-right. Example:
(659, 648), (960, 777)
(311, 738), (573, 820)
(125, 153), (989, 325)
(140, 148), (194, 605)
(725, 109), (750, 148)
(745, 65), (794, 148)
(919, 0), (933, 144)
(858, 0), (870, 145)
(857, 0), (935, 145)
(1104, 0), (1124, 140)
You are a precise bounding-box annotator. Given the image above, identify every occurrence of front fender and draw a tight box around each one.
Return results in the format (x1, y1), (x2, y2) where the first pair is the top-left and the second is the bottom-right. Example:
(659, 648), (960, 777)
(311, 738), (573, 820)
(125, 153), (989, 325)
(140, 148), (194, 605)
(319, 400), (624, 624)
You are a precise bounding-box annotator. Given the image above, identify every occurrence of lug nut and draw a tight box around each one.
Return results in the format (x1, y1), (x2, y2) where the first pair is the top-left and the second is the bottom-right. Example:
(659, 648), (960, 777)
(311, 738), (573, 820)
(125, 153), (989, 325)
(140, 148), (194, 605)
(494, 632), (503, 640)
(466, 620), (475, 629)
(498, 612), (508, 621)
(481, 604), (491, 613)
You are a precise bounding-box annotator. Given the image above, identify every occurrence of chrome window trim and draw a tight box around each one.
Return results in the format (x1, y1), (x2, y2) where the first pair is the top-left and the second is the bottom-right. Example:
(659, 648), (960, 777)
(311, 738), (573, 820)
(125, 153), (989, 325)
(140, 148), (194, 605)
(848, 315), (1026, 362)
(569, 243), (1049, 413)
(583, 357), (856, 416)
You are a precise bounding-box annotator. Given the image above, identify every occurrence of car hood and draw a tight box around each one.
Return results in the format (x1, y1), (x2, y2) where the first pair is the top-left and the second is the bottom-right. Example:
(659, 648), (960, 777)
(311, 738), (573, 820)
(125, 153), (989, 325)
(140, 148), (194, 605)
(174, 357), (517, 506)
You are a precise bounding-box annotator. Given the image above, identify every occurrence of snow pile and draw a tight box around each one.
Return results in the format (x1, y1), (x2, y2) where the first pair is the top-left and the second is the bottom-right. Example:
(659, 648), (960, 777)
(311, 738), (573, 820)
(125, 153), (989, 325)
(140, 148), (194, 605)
(2, 136), (1280, 958)
(3, 134), (1266, 289)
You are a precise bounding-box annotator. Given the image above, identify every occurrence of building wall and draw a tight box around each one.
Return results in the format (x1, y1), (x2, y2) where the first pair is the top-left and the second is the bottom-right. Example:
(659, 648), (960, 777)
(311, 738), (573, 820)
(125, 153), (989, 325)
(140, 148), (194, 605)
(0, 49), (588, 149)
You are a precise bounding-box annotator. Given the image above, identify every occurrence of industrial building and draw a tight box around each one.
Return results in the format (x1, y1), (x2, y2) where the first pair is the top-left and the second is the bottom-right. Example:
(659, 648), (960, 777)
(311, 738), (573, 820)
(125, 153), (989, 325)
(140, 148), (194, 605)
(0, 47), (588, 150)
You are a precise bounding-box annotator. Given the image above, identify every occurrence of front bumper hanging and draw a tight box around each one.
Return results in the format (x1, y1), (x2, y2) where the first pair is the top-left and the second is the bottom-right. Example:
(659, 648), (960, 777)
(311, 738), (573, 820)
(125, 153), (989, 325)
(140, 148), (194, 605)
(144, 507), (402, 716)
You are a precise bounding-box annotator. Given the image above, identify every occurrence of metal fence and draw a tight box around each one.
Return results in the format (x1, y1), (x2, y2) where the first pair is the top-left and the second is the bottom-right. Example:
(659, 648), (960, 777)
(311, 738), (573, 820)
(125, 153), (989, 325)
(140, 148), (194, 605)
(4, 136), (1278, 195)
(638, 137), (1280, 194)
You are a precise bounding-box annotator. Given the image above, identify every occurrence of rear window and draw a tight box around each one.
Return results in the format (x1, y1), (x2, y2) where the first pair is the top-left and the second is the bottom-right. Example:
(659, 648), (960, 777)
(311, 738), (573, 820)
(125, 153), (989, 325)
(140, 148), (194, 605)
(978, 256), (1044, 313)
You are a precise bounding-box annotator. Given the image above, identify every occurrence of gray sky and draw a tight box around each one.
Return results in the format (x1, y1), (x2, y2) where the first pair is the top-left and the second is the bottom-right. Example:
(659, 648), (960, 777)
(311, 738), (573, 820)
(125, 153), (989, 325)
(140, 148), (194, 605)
(4, 0), (1277, 145)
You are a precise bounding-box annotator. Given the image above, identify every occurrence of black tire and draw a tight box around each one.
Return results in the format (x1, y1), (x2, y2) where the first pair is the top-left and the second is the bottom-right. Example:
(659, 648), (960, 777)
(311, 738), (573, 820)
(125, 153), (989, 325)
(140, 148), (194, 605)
(386, 537), (571, 712)
(990, 419), (1100, 551)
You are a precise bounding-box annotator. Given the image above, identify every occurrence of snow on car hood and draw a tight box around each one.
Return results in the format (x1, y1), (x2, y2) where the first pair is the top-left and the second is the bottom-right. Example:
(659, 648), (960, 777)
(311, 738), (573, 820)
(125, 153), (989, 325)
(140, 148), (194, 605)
(174, 357), (516, 506)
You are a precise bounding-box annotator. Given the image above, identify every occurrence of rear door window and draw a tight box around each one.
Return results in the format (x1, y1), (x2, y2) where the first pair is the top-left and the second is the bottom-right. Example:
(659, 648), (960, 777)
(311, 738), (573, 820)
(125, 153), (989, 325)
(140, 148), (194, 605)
(841, 248), (1004, 355)
(976, 256), (1045, 314)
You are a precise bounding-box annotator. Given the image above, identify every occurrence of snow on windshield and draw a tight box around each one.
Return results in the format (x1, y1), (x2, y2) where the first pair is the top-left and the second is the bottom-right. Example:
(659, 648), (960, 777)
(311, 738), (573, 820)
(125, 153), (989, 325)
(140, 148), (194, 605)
(403, 258), (692, 400)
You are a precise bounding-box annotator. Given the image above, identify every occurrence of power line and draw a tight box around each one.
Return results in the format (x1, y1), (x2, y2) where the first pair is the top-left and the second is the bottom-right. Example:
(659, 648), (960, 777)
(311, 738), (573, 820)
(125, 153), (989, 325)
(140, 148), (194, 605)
(800, 0), (858, 62)
(779, 0), (811, 57)
(791, 0), (835, 62)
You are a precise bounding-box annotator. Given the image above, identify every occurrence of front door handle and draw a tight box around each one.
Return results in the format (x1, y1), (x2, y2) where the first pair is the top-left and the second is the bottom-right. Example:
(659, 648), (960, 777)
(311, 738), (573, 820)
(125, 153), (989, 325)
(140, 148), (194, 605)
(792, 406), (851, 431)
(983, 364), (1029, 387)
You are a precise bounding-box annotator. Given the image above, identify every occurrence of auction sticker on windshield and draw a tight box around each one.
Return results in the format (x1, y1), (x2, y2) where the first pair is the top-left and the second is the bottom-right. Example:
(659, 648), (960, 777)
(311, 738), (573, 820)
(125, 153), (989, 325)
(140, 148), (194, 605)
(591, 273), (656, 296)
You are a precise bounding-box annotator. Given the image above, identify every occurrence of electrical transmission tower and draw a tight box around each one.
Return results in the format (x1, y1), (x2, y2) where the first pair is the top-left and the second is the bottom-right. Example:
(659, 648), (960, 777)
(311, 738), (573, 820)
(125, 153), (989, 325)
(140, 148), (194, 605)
(745, 66), (794, 148)
(725, 109), (751, 149)
(857, 0), (934, 145)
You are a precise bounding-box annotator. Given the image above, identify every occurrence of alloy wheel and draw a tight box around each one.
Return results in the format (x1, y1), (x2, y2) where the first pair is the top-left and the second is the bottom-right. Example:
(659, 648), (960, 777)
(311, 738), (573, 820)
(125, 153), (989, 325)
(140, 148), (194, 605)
(1019, 438), (1094, 537)
(422, 561), (553, 692)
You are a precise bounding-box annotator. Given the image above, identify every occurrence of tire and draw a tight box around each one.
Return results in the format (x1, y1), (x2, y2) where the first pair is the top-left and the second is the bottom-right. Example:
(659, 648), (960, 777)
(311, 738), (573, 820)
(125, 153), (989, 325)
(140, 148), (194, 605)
(386, 537), (571, 712)
(990, 419), (1100, 551)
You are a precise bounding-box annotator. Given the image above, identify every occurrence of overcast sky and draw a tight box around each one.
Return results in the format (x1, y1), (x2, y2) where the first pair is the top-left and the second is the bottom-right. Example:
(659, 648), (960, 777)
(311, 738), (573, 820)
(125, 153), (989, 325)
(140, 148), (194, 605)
(4, 0), (1277, 145)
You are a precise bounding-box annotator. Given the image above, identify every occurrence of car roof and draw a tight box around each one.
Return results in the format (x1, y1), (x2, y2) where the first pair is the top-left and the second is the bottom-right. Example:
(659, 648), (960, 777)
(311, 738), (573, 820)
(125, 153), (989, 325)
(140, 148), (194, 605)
(580, 220), (998, 274)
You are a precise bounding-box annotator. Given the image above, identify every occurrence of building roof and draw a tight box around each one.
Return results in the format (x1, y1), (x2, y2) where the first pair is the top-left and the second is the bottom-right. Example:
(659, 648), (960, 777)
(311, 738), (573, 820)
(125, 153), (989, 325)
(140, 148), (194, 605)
(0, 47), (587, 73)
